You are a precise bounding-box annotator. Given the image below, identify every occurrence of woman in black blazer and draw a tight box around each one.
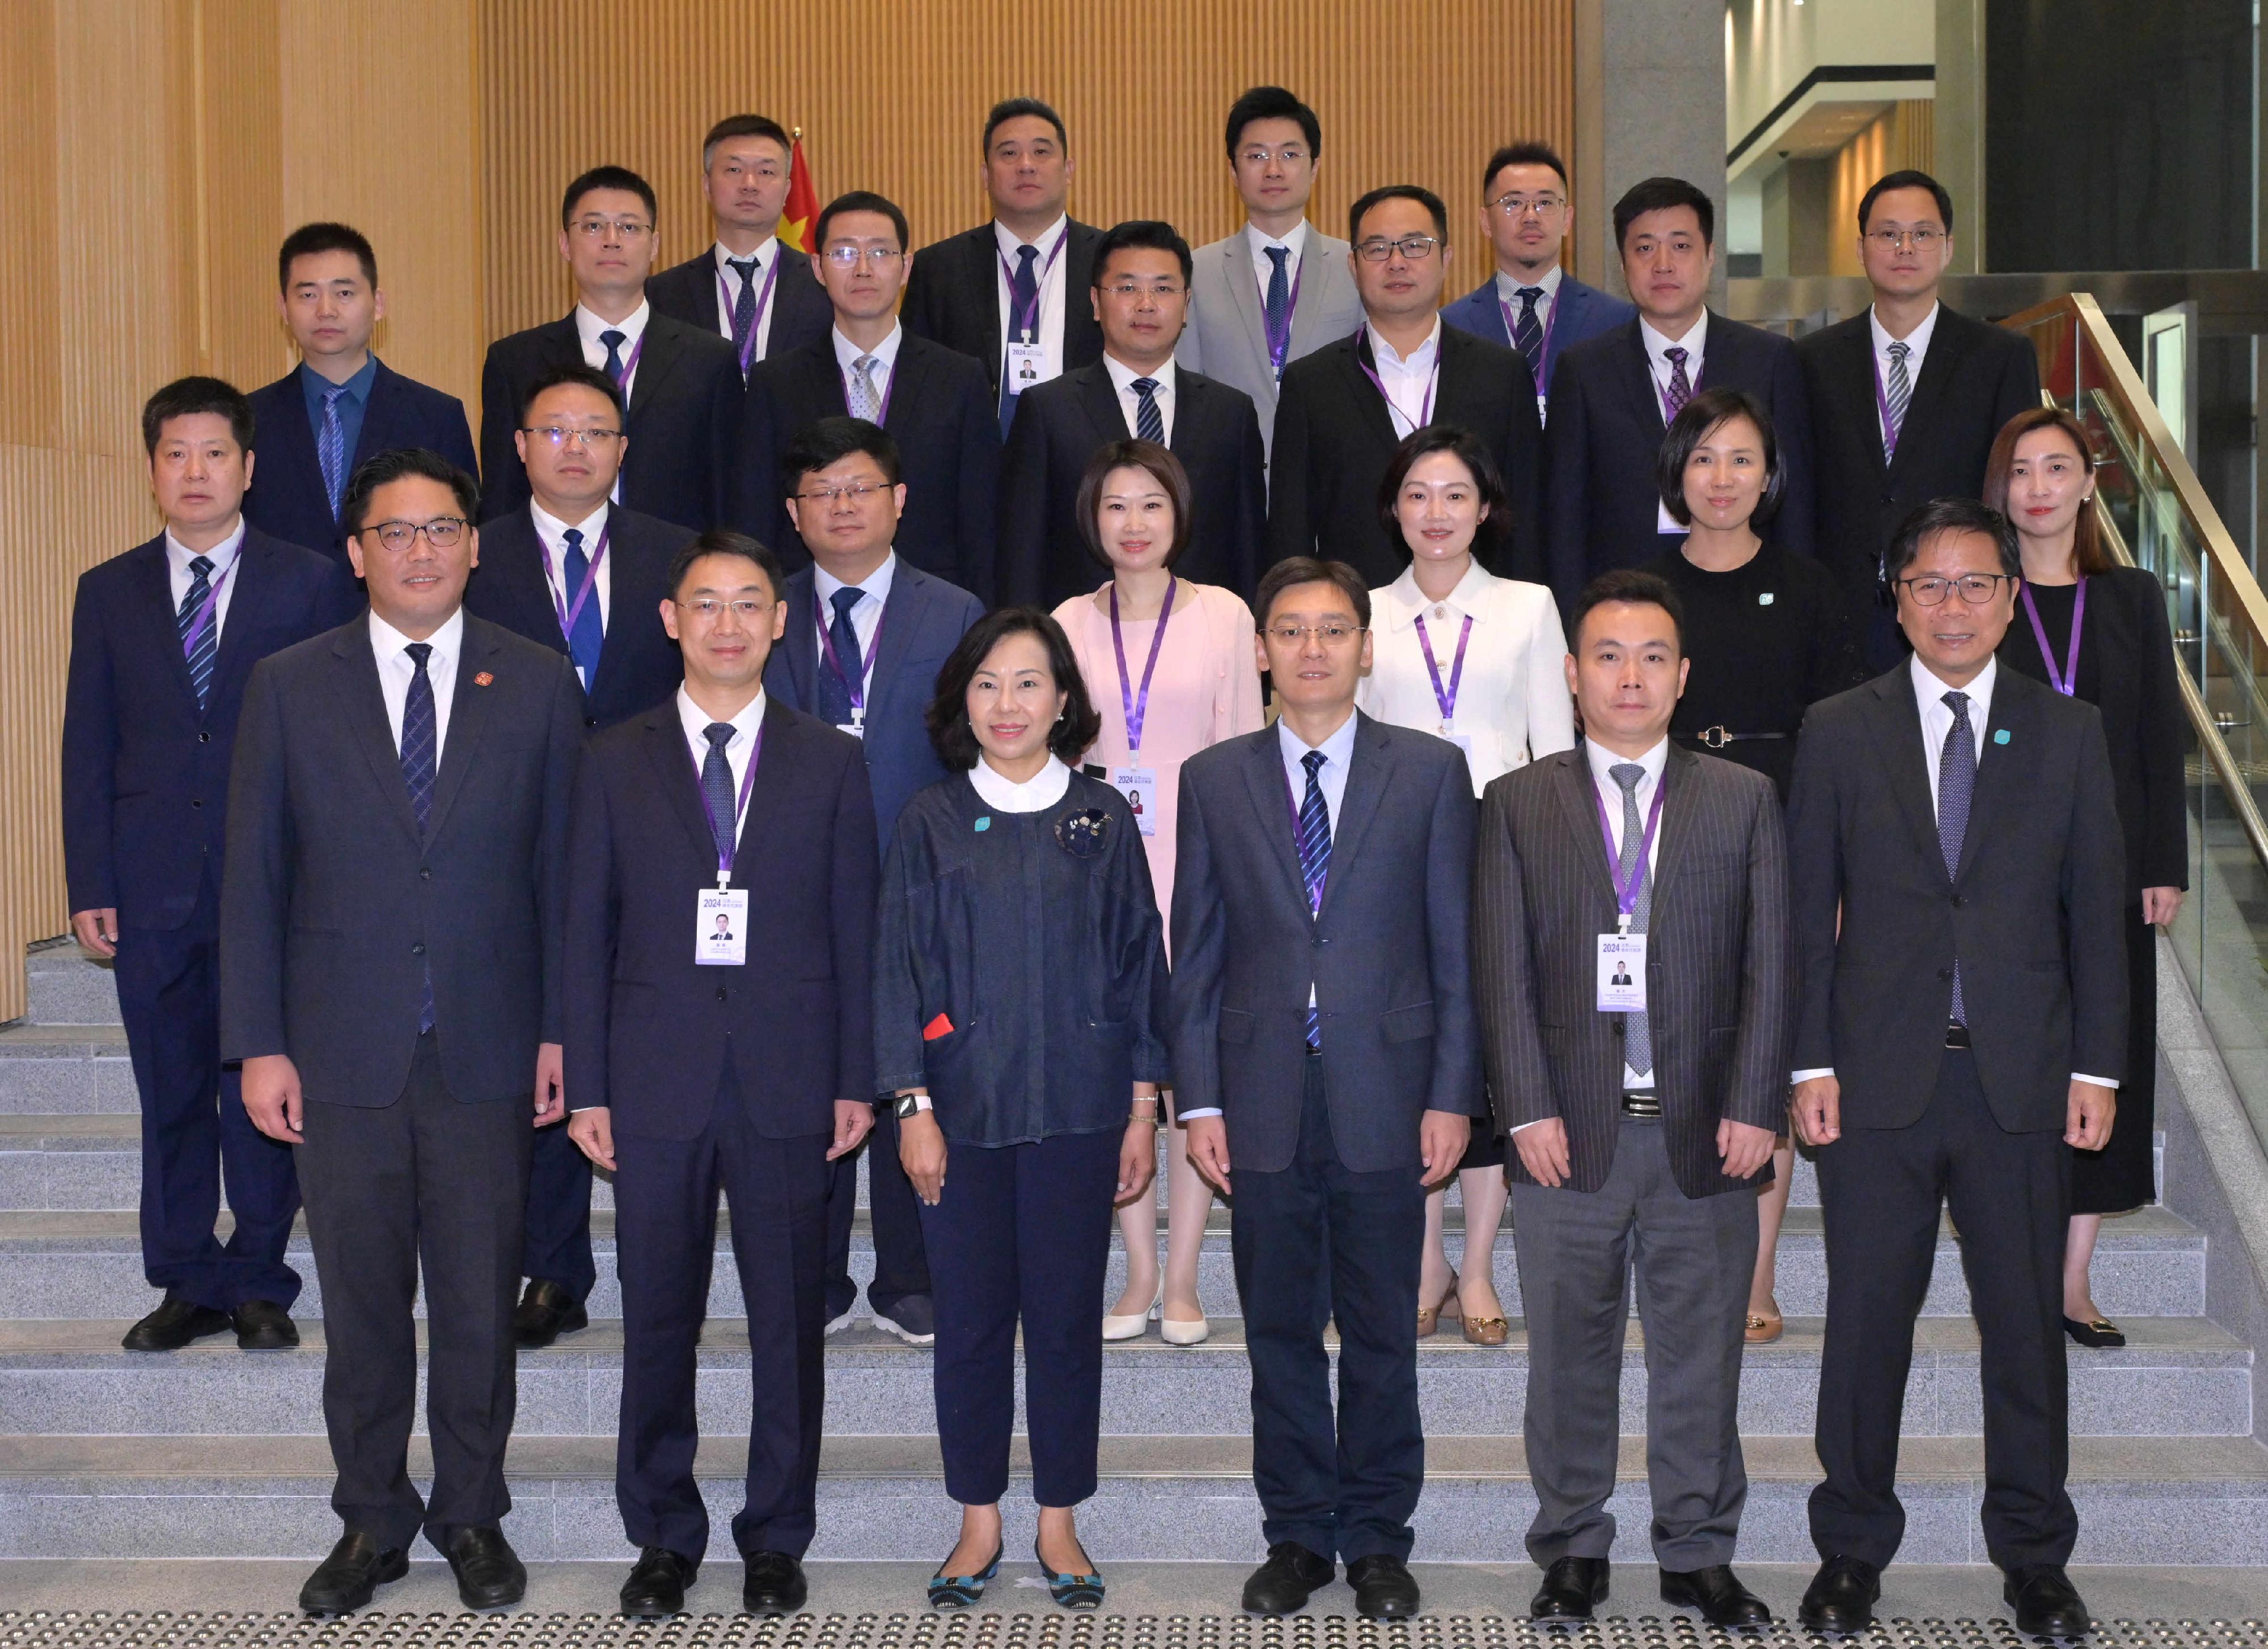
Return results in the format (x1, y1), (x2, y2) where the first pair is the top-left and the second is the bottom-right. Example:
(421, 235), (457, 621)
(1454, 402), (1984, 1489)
(1985, 406), (2188, 1350)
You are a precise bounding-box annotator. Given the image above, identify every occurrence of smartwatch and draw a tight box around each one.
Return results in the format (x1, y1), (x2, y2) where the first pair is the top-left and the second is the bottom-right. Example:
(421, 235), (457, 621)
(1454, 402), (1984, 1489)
(894, 1093), (934, 1121)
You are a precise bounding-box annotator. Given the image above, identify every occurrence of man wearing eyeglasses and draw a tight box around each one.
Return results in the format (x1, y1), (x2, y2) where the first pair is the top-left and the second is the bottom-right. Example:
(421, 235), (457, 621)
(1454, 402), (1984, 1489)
(477, 166), (743, 534)
(221, 447), (585, 1616)
(1796, 171), (2041, 670)
(739, 192), (1000, 601)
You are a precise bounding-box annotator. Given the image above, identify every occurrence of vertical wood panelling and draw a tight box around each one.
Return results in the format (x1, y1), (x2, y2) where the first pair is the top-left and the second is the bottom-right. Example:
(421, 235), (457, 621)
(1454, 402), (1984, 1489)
(1827, 100), (1937, 276)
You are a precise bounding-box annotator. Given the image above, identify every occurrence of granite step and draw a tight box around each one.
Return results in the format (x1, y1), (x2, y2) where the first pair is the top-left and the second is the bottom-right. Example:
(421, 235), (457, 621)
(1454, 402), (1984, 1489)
(22, 947), (120, 1028)
(0, 1029), (134, 1115)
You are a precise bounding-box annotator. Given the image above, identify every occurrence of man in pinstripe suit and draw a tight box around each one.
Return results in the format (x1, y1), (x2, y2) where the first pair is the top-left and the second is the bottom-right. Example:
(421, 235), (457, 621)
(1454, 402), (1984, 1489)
(1473, 568), (1792, 1627)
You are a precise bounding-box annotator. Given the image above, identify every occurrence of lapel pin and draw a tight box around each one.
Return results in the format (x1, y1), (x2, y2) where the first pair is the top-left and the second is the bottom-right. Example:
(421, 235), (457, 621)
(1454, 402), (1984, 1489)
(474, 671), (494, 687)
(1758, 592), (1775, 606)
(974, 817), (991, 832)
(1993, 728), (2010, 745)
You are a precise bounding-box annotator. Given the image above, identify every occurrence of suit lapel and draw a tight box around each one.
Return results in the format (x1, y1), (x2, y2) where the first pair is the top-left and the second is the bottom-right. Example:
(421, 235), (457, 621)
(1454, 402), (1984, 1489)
(781, 571), (822, 708)
(1647, 745), (1706, 903)
(1318, 714), (1392, 919)
(1838, 324), (1889, 483)
(645, 712), (720, 867)
(964, 230), (1002, 376)
(1287, 236), (1346, 359)
(260, 373), (328, 519)
(209, 532), (277, 699)
(1222, 235), (1272, 378)
(423, 620), (502, 844)
(1875, 674), (1948, 882)
(331, 625), (426, 848)
(1344, 335), (1402, 449)
(1552, 750), (1621, 907)
(1241, 734), (1310, 915)
(872, 339), (915, 428)
(1616, 321), (1666, 438)
(136, 539), (203, 711)
(866, 566), (923, 724)
(1890, 310), (1974, 480)
(1955, 673), (2027, 885)
(1077, 363), (1130, 441)
(627, 318), (688, 420)
(730, 699), (800, 878)
(350, 362), (401, 471)
(1167, 373), (1208, 456)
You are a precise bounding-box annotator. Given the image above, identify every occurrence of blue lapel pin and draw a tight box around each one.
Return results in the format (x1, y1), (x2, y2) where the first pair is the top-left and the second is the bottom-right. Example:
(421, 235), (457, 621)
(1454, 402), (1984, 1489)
(975, 817), (991, 832)
(1994, 728), (2011, 745)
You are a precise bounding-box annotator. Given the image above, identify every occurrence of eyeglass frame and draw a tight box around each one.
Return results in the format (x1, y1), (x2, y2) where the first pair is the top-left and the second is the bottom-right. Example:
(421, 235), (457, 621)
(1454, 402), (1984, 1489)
(819, 245), (905, 268)
(1864, 226), (1948, 251)
(357, 517), (471, 553)
(1236, 145), (1312, 168)
(793, 481), (894, 506)
(1354, 234), (1442, 263)
(518, 425), (624, 449)
(1892, 571), (2016, 606)
(1486, 192), (1567, 219)
(675, 595), (777, 619)
(569, 216), (653, 241)
(1264, 620), (1366, 646)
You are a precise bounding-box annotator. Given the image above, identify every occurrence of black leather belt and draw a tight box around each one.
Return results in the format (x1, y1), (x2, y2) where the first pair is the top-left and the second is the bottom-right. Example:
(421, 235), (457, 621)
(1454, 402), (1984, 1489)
(1683, 727), (1791, 751)
(1621, 1092), (1662, 1118)
(1944, 1023), (1971, 1050)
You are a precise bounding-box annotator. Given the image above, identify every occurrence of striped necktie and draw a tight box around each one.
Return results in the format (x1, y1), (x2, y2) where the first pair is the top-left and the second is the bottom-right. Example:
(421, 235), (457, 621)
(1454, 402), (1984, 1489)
(400, 641), (439, 1033)
(1882, 340), (1913, 458)
(177, 555), (218, 711)
(1296, 749), (1331, 1050)
(1131, 377), (1164, 443)
(318, 386), (349, 521)
(1511, 287), (1545, 363)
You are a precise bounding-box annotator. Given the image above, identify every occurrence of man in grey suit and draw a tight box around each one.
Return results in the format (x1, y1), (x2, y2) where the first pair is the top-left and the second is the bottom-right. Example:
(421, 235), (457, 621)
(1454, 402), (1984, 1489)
(222, 447), (584, 1617)
(1171, 557), (1479, 1621)
(1474, 568), (1788, 1627)
(1177, 87), (1365, 463)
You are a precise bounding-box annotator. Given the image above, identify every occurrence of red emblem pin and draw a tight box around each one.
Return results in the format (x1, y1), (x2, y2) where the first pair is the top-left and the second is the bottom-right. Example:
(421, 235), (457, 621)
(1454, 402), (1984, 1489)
(474, 671), (494, 687)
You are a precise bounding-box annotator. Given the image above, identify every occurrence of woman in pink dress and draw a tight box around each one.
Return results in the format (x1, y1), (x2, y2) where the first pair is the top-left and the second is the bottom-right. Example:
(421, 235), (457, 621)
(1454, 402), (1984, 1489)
(1052, 439), (1263, 1347)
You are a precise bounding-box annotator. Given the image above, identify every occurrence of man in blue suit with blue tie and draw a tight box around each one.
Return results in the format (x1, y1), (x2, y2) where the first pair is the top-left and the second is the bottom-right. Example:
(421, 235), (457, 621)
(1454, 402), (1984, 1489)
(244, 224), (479, 563)
(763, 416), (984, 1348)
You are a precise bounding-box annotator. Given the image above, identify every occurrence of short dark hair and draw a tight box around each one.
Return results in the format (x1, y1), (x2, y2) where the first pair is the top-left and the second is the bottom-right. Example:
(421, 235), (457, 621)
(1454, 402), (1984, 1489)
(1482, 141), (1568, 197)
(701, 114), (792, 170)
(1254, 557), (1372, 630)
(814, 189), (909, 252)
(1349, 184), (1449, 247)
(782, 416), (903, 493)
(1225, 86), (1321, 160)
(925, 607), (1102, 770)
(1569, 568), (1686, 656)
(1857, 168), (1954, 236)
(1613, 176), (1714, 251)
(141, 376), (253, 458)
(1656, 387), (1784, 527)
(1076, 439), (1193, 570)
(1377, 426), (1510, 552)
(277, 222), (376, 293)
(1092, 220), (1192, 286)
(1883, 497), (2021, 586)
(983, 98), (1067, 156)
(518, 363), (624, 427)
(667, 530), (786, 602)
(341, 447), (479, 536)
(560, 165), (657, 230)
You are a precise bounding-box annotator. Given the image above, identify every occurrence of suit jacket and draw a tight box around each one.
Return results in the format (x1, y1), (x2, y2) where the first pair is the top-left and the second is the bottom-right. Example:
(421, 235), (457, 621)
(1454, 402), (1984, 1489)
(1439, 273), (1636, 400)
(1785, 665), (2129, 1134)
(1178, 227), (1365, 459)
(1267, 326), (1545, 587)
(998, 361), (1267, 607)
(763, 559), (985, 848)
(244, 361), (479, 561)
(564, 697), (877, 1140)
(1544, 311), (1816, 610)
(61, 529), (359, 927)
(900, 219), (1107, 399)
(219, 614), (583, 1108)
(461, 504), (692, 729)
(738, 333), (1000, 598)
(1167, 712), (1482, 1174)
(645, 246), (834, 369)
(477, 311), (743, 532)
(1472, 743), (1792, 1198)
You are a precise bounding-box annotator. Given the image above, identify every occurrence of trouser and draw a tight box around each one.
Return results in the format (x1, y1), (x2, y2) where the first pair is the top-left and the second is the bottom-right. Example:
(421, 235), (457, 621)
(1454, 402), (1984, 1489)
(823, 1106), (932, 1321)
(521, 1119), (595, 1302)
(295, 1030), (531, 1554)
(1509, 1117), (1757, 1569)
(1230, 1054), (1427, 1563)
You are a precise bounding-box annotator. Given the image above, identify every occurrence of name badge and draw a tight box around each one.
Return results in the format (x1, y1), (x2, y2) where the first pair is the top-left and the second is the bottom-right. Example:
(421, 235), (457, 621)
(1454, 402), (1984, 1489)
(1112, 765), (1157, 837)
(1006, 342), (1046, 392)
(697, 887), (750, 966)
(1537, 394), (1550, 428)
(1597, 932), (1647, 1012)
(1656, 498), (1682, 535)
(837, 720), (866, 740)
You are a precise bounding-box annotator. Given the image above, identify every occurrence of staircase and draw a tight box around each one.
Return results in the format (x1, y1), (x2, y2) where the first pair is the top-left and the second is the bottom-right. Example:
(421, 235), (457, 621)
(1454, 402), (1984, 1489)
(2, 939), (2263, 1568)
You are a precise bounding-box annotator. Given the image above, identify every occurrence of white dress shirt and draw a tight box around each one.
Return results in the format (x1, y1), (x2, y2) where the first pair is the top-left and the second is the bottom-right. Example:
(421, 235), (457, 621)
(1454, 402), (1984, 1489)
(831, 323), (904, 418)
(528, 498), (612, 641)
(713, 237), (781, 360)
(994, 215), (1071, 388)
(967, 752), (1073, 813)
(1641, 310), (1709, 531)
(811, 550), (898, 688)
(1103, 353), (1177, 445)
(1365, 318), (1442, 439)
(1493, 262), (1564, 329)
(1246, 219), (1309, 307)
(575, 299), (651, 402)
(676, 686), (768, 852)
(165, 518), (247, 642)
(370, 607), (464, 762)
(1869, 299), (1940, 385)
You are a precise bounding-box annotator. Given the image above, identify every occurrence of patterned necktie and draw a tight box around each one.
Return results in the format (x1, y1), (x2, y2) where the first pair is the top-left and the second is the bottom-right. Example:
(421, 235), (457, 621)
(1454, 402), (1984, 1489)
(177, 555), (217, 711)
(815, 587), (865, 726)
(1131, 377), (1165, 443)
(847, 354), (882, 422)
(1612, 762), (1655, 1081)
(401, 642), (438, 1032)
(600, 328), (628, 387)
(700, 721), (739, 868)
(1263, 246), (1293, 378)
(1882, 340), (1913, 458)
(1661, 345), (1692, 418)
(726, 255), (761, 360)
(1512, 286), (1545, 363)
(1937, 691), (1975, 1026)
(1296, 749), (1332, 1050)
(560, 526), (603, 687)
(318, 385), (349, 521)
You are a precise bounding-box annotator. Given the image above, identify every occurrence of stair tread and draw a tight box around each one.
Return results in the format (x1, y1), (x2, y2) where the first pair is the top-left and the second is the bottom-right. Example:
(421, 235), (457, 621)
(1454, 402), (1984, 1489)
(0, 1026), (128, 1056)
(0, 1115), (139, 1143)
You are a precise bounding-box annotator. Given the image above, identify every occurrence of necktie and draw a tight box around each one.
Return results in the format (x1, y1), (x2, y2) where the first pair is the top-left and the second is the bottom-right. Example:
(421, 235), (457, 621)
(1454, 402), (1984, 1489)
(600, 328), (628, 387)
(1612, 762), (1655, 1081)
(847, 354), (882, 422)
(1296, 749), (1332, 1050)
(726, 255), (761, 360)
(1131, 377), (1165, 443)
(401, 642), (439, 1033)
(177, 555), (217, 712)
(1662, 345), (1692, 418)
(1882, 340), (1913, 458)
(560, 526), (603, 687)
(318, 386), (349, 521)
(1263, 246), (1293, 378)
(1001, 244), (1040, 434)
(815, 587), (865, 726)
(1511, 286), (1545, 363)
(700, 721), (739, 868)
(1937, 691), (1975, 1026)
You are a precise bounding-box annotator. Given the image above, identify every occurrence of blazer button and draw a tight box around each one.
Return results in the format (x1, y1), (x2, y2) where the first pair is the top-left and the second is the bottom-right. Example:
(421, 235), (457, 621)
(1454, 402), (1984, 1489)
(197, 731), (212, 744)
(1951, 894), (1964, 908)
(411, 942), (427, 956)
(1612, 1020), (1625, 1036)
(419, 868), (433, 881)
(584, 716), (599, 729)
(715, 986), (728, 1003)
(189, 798), (203, 809)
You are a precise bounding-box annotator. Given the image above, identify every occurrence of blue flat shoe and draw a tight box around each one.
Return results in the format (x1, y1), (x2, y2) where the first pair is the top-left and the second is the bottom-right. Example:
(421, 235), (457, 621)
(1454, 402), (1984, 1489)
(1035, 1540), (1105, 1610)
(926, 1542), (1001, 1610)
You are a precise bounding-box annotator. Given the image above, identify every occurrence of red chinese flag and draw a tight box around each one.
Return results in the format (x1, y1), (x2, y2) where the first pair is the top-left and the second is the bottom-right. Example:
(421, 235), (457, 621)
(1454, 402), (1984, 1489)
(780, 134), (819, 253)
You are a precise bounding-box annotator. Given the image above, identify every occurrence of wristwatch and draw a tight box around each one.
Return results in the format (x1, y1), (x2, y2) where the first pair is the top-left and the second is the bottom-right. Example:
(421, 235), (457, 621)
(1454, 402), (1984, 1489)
(894, 1092), (934, 1121)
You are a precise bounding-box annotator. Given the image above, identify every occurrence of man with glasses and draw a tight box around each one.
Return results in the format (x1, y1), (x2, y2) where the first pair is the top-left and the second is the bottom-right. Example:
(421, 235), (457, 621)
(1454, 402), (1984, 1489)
(1180, 87), (1364, 463)
(478, 166), (743, 532)
(222, 447), (585, 1616)
(1797, 171), (2040, 669)
(1440, 144), (1634, 424)
(740, 191), (1000, 600)
(1000, 218), (1266, 607)
(1268, 185), (1544, 587)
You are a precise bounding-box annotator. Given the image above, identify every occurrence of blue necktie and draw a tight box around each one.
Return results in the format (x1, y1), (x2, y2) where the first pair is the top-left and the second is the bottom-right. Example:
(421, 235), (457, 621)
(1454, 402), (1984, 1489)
(815, 587), (865, 726)
(318, 386), (349, 521)
(1263, 246), (1292, 378)
(700, 721), (739, 868)
(726, 255), (761, 363)
(1611, 763), (1654, 1081)
(177, 555), (217, 712)
(1938, 691), (1975, 1026)
(401, 641), (438, 1032)
(1000, 244), (1040, 437)
(1131, 377), (1164, 443)
(1511, 286), (1545, 365)
(560, 526), (603, 688)
(600, 328), (628, 387)
(1296, 749), (1331, 1050)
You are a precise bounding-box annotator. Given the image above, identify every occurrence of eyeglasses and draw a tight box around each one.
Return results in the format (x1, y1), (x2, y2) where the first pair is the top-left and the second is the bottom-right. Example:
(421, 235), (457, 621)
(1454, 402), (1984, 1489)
(1487, 193), (1565, 218)
(1895, 572), (2013, 606)
(1355, 235), (1441, 263)
(1102, 281), (1184, 300)
(519, 426), (623, 449)
(1865, 227), (1946, 250)
(821, 246), (904, 268)
(570, 217), (653, 241)
(676, 597), (773, 618)
(1267, 621), (1363, 646)
(1237, 145), (1311, 167)
(796, 481), (889, 505)
(360, 518), (468, 553)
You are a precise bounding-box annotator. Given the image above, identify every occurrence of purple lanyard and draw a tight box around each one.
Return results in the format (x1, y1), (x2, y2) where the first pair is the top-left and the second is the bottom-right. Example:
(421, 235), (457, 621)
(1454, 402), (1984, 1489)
(179, 553), (236, 663)
(1265, 253), (1306, 377)
(998, 230), (1070, 346)
(841, 353), (896, 425)
(716, 253), (784, 375)
(1412, 611), (1474, 728)
(1497, 282), (1563, 395)
(1355, 329), (1438, 432)
(606, 329), (647, 396)
(1591, 771), (1666, 922)
(540, 518), (611, 641)
(2019, 577), (2088, 696)
(1108, 577), (1178, 755)
(1870, 345), (1902, 457)
(815, 588), (887, 714)
(698, 722), (765, 882)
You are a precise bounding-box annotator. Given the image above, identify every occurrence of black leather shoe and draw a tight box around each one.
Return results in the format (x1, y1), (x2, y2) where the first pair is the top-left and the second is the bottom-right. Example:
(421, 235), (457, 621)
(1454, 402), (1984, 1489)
(121, 1297), (230, 1352)
(1662, 1564), (1772, 1627)
(298, 1529), (408, 1615)
(1530, 1555), (1609, 1620)
(1346, 1554), (1420, 1620)
(232, 1299), (300, 1351)
(444, 1524), (527, 1610)
(513, 1279), (588, 1349)
(2062, 1316), (2126, 1350)
(2005, 1564), (2092, 1637)
(620, 1545), (697, 1617)
(1800, 1555), (1882, 1634)
(743, 1550), (808, 1616)
(1242, 1541), (1334, 1616)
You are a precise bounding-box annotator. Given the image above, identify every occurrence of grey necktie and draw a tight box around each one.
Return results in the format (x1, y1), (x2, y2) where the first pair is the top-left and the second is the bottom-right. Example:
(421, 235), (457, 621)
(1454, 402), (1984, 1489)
(847, 354), (881, 422)
(1882, 340), (1913, 457)
(1612, 762), (1653, 1081)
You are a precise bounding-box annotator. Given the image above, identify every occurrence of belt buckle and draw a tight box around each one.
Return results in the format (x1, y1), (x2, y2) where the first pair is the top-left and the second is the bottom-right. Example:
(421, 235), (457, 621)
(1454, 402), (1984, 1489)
(1944, 1024), (1971, 1050)
(1620, 1092), (1662, 1119)
(1696, 725), (1732, 750)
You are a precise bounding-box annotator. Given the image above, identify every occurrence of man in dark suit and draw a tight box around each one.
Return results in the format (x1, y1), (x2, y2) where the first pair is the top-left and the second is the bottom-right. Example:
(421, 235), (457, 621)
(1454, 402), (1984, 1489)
(764, 416), (984, 1348)
(222, 448), (583, 1617)
(1474, 568), (1788, 1627)
(739, 191), (1000, 599)
(1545, 177), (1815, 611)
(1000, 218), (1267, 607)
(566, 531), (877, 1618)
(1267, 185), (1544, 587)
(1439, 143), (1635, 419)
(61, 377), (356, 1356)
(1170, 557), (1480, 1621)
(644, 114), (832, 377)
(1785, 500), (2127, 1638)
(478, 166), (742, 532)
(244, 222), (479, 561)
(900, 98), (1105, 438)
(1797, 171), (2041, 667)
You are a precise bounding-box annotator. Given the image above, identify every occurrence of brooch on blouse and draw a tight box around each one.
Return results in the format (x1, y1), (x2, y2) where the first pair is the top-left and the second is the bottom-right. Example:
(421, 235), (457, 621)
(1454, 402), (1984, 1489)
(1054, 807), (1112, 859)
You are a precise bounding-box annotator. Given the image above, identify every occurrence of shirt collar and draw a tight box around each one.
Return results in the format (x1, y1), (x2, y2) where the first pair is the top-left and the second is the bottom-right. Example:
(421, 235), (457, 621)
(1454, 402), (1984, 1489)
(369, 604), (464, 667)
(574, 299), (651, 353)
(676, 684), (768, 751)
(813, 549), (899, 611)
(1246, 219), (1309, 263)
(714, 236), (780, 277)
(1365, 316), (1442, 370)
(1493, 264), (1563, 306)
(993, 214), (1069, 260)
(1639, 309), (1708, 368)
(967, 752), (1073, 813)
(165, 518), (247, 575)
(528, 497), (609, 554)
(1103, 352), (1177, 397)
(1869, 299), (1941, 361)
(1582, 734), (1670, 794)
(831, 323), (904, 375)
(1277, 706), (1361, 769)
(1910, 651), (1996, 719)
(299, 352), (378, 409)
(1383, 558), (1495, 630)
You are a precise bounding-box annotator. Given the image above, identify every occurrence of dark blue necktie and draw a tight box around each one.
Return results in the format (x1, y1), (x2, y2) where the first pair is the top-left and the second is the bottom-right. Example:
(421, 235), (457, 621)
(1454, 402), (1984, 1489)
(177, 555), (217, 712)
(700, 721), (738, 868)
(1263, 246), (1292, 378)
(600, 328), (628, 387)
(1938, 691), (1975, 1026)
(1132, 377), (1164, 443)
(1512, 286), (1545, 364)
(401, 641), (438, 1032)
(1296, 749), (1331, 1050)
(1000, 244), (1040, 436)
(560, 526), (603, 687)
(815, 587), (865, 725)
(318, 386), (349, 521)
(726, 255), (760, 361)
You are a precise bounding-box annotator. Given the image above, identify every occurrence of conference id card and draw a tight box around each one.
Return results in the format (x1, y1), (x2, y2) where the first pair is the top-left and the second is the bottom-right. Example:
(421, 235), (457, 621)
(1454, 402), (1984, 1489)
(1656, 498), (1682, 534)
(1112, 765), (1158, 837)
(1537, 394), (1550, 428)
(837, 719), (866, 741)
(1597, 932), (1647, 1012)
(1006, 343), (1046, 392)
(696, 887), (749, 966)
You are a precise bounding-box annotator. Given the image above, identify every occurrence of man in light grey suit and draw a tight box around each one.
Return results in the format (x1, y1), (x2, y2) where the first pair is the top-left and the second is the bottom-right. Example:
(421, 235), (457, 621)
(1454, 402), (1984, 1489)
(1473, 568), (1791, 1628)
(1178, 87), (1364, 463)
